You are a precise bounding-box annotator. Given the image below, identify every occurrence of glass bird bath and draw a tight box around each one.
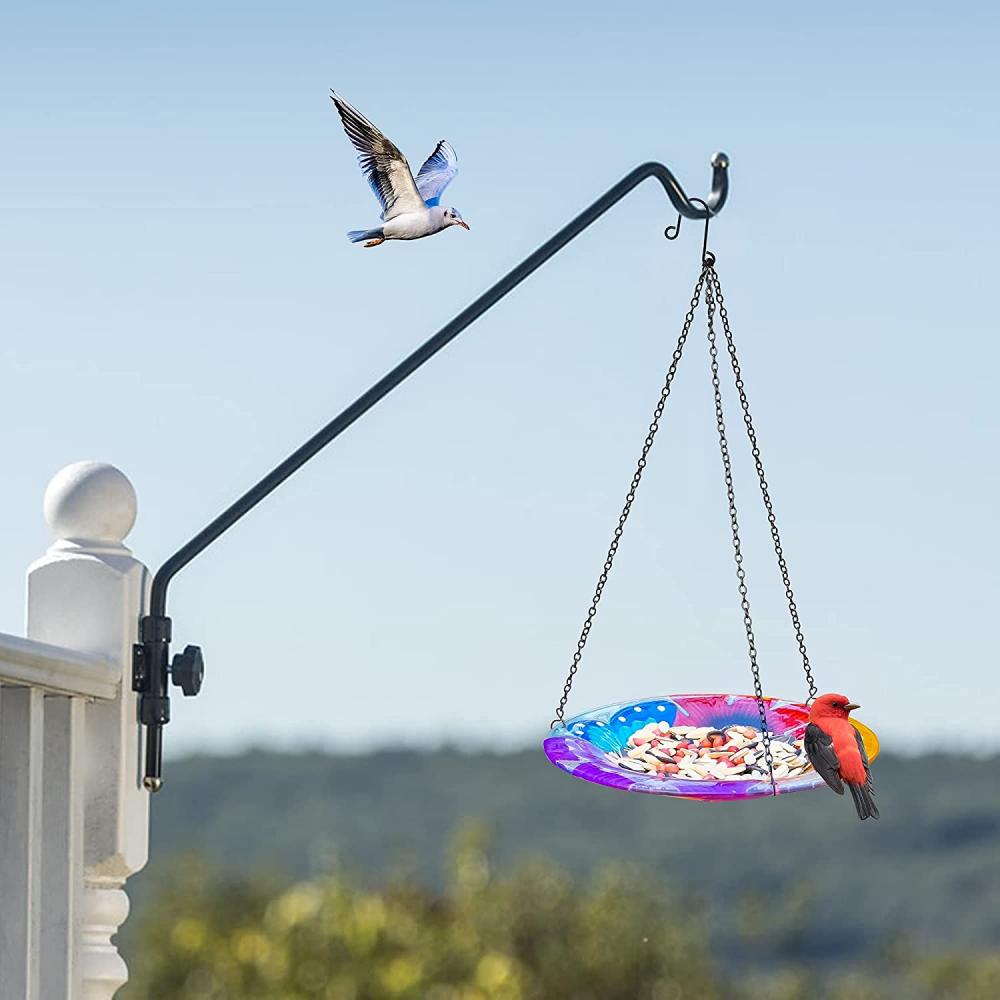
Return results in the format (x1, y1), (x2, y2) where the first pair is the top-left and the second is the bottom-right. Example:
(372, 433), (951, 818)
(544, 694), (880, 800)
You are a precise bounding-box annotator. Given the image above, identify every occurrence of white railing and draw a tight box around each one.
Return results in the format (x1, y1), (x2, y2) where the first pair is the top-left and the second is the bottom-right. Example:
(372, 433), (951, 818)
(0, 462), (151, 1000)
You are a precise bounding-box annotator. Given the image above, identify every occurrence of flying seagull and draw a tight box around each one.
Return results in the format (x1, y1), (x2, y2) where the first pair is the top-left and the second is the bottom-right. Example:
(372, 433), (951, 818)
(330, 91), (469, 248)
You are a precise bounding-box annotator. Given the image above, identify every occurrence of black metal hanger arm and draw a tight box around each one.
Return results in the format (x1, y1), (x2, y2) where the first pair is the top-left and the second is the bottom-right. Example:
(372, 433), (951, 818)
(134, 153), (731, 791)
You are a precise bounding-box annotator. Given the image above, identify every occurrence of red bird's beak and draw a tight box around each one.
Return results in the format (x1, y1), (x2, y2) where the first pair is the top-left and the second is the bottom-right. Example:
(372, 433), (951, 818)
(457, 220), (470, 230)
(845, 703), (861, 711)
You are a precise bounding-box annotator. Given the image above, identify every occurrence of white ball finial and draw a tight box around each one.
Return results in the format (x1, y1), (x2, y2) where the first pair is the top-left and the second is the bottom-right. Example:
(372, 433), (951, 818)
(44, 461), (137, 546)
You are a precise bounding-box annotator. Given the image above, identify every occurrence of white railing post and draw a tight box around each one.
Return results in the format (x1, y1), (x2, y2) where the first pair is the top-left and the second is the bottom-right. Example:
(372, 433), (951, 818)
(26, 461), (151, 1000)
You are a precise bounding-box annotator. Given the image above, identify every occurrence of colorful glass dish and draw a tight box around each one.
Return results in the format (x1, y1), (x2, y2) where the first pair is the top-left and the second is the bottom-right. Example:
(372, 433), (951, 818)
(543, 693), (880, 800)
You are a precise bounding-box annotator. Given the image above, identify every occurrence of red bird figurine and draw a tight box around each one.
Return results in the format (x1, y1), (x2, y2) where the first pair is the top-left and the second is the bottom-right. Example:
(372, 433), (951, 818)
(804, 693), (879, 821)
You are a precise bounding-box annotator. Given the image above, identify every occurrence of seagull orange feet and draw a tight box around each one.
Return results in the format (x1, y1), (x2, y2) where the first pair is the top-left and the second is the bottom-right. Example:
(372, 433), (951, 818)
(364, 238), (385, 248)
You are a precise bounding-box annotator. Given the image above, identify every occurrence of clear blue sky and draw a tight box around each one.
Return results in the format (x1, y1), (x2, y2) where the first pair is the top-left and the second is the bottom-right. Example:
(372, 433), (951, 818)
(1, 2), (997, 756)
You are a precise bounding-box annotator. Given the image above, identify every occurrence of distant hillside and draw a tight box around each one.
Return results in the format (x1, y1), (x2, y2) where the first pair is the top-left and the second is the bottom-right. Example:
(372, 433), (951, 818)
(127, 749), (1000, 971)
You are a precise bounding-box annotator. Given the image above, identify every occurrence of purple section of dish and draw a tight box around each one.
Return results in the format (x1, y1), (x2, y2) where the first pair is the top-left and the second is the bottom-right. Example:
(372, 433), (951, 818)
(542, 738), (582, 763)
(574, 762), (636, 791)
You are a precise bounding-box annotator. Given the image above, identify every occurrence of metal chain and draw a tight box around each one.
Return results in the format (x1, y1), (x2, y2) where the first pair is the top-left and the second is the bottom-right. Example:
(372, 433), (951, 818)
(708, 270), (818, 702)
(704, 272), (776, 794)
(551, 270), (708, 727)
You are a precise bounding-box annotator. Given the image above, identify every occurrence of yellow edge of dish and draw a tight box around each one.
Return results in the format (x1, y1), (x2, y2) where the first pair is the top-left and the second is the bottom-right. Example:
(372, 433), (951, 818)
(850, 718), (880, 762)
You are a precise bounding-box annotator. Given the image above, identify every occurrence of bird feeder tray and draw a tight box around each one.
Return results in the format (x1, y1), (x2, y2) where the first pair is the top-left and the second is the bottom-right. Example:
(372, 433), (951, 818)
(544, 693), (879, 800)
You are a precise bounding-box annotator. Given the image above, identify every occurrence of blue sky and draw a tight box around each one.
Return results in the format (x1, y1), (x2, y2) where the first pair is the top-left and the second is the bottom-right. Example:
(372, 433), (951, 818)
(1, 1), (998, 755)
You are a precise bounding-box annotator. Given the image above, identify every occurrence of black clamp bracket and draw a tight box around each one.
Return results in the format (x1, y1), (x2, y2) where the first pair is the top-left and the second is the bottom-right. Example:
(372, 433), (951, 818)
(132, 614), (204, 790)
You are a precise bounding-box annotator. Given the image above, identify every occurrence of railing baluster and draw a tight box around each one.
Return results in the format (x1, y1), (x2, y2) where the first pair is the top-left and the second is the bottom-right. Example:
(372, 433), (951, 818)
(40, 694), (86, 998)
(0, 683), (45, 1000)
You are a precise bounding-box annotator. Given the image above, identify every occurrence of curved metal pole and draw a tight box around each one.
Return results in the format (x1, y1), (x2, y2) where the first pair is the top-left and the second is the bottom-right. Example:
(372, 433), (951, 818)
(135, 153), (731, 790)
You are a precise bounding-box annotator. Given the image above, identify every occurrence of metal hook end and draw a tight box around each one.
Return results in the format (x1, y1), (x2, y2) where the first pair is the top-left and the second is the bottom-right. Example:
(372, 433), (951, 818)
(711, 151), (730, 169)
(664, 214), (682, 240)
(687, 196), (715, 267)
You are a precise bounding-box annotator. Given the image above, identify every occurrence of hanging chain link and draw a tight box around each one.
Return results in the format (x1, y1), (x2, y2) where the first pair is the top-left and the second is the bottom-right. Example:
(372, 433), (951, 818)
(550, 271), (708, 727)
(704, 273), (777, 794)
(550, 254), (815, 798)
(708, 271), (818, 702)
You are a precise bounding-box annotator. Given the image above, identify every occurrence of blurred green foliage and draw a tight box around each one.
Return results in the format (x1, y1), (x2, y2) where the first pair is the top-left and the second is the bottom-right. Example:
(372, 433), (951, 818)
(123, 823), (1000, 1000)
(124, 823), (720, 1000)
(132, 748), (1000, 970)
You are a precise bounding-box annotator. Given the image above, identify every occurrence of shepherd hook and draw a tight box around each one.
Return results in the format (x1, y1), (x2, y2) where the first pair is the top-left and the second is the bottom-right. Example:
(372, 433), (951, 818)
(133, 152), (732, 790)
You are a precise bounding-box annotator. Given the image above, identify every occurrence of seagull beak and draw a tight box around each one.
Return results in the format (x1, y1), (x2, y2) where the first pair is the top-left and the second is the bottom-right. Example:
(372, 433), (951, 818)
(457, 220), (470, 230)
(844, 703), (861, 712)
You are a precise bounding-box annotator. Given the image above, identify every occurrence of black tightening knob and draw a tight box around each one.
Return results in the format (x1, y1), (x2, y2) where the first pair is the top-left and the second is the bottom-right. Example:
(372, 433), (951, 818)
(171, 645), (205, 697)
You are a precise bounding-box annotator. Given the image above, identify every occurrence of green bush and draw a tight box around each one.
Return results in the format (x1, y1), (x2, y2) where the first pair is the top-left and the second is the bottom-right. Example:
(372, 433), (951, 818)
(124, 824), (720, 1000)
(122, 822), (1000, 1000)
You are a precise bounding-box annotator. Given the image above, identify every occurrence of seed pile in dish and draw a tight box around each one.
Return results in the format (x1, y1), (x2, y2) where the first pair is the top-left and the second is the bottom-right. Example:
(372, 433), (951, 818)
(604, 723), (812, 780)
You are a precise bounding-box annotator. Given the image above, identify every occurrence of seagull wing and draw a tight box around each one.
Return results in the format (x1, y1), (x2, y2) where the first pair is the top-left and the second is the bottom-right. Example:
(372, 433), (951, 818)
(415, 140), (459, 207)
(331, 92), (426, 221)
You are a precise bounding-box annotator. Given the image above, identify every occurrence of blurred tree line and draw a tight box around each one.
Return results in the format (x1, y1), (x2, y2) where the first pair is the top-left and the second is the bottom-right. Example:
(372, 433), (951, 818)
(135, 749), (1000, 966)
(123, 823), (1000, 1000)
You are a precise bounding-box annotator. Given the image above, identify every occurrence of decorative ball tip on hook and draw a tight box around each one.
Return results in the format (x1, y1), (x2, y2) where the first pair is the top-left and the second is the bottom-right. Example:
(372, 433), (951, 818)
(711, 152), (730, 169)
(143, 776), (163, 793)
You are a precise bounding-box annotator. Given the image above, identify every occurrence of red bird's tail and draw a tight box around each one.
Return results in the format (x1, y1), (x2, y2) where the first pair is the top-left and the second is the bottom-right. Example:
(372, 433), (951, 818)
(849, 779), (879, 821)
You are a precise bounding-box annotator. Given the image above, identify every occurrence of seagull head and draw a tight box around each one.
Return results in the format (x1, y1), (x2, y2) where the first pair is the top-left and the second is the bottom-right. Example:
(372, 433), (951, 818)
(445, 207), (470, 231)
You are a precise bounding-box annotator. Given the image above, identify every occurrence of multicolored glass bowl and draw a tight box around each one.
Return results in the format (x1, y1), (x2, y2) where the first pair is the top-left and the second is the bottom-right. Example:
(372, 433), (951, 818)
(543, 693), (880, 800)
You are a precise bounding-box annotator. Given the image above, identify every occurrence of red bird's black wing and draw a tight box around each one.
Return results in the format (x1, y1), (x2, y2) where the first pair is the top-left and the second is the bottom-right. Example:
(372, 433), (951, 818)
(848, 728), (879, 820)
(804, 723), (844, 794)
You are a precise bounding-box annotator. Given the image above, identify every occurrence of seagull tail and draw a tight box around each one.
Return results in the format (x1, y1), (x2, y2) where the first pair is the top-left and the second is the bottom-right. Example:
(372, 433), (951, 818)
(347, 227), (384, 244)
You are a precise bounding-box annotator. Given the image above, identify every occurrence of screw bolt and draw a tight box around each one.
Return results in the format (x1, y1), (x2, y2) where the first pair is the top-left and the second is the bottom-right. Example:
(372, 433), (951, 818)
(171, 645), (205, 697)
